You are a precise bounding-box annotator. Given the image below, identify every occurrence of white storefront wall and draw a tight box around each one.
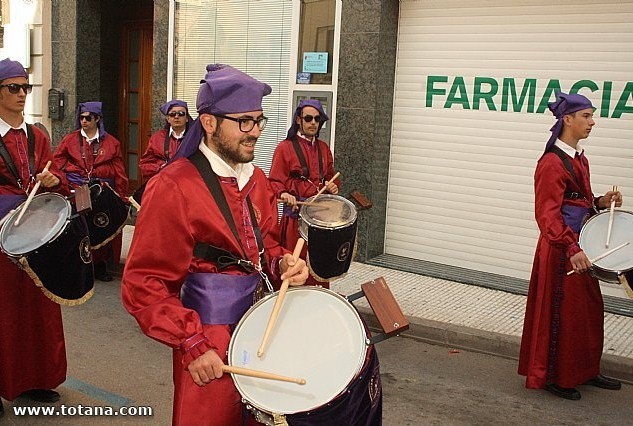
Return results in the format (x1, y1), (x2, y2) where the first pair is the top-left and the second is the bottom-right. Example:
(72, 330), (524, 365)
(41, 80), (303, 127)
(388, 0), (633, 295)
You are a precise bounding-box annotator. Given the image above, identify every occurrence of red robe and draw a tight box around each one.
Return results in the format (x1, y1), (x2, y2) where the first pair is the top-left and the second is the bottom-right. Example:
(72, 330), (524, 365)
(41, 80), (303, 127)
(269, 135), (340, 287)
(121, 155), (287, 426)
(0, 125), (68, 400)
(518, 149), (604, 389)
(139, 128), (182, 180)
(53, 130), (129, 264)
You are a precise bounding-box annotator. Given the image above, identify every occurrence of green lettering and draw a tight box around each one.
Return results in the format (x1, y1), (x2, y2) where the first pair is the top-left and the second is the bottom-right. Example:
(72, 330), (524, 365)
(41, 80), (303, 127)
(536, 80), (562, 114)
(601, 81), (612, 118)
(501, 78), (536, 113)
(612, 82), (633, 118)
(426, 76), (448, 107)
(473, 77), (498, 110)
(444, 76), (470, 109)
(570, 80), (599, 94)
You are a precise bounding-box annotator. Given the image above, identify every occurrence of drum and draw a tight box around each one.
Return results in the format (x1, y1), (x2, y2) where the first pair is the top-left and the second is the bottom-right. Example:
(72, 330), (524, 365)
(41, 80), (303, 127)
(298, 194), (357, 281)
(87, 182), (130, 249)
(578, 210), (633, 284)
(0, 193), (94, 305)
(228, 287), (382, 425)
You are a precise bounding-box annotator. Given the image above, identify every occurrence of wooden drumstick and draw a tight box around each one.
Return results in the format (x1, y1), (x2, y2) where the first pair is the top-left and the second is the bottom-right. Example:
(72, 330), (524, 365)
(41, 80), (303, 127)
(14, 160), (52, 226)
(308, 172), (341, 204)
(128, 196), (141, 212)
(257, 238), (305, 358)
(605, 185), (618, 248)
(566, 242), (629, 275)
(223, 365), (306, 385)
(277, 199), (309, 206)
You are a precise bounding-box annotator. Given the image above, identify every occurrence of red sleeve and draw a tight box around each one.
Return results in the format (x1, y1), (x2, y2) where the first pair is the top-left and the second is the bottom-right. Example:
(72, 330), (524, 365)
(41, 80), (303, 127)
(534, 154), (581, 257)
(320, 140), (340, 187)
(269, 140), (296, 198)
(139, 130), (168, 180)
(33, 127), (69, 195)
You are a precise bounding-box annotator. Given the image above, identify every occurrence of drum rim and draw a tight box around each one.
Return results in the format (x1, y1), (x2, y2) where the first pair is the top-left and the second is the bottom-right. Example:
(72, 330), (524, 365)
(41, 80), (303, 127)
(299, 194), (358, 230)
(0, 193), (72, 256)
(228, 286), (368, 415)
(579, 209), (633, 275)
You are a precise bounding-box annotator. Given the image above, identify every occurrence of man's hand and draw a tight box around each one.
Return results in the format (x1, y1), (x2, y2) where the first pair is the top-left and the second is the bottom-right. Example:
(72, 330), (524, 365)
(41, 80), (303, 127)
(280, 254), (309, 286)
(280, 192), (299, 211)
(570, 251), (593, 275)
(325, 181), (338, 195)
(36, 170), (60, 188)
(187, 349), (224, 386)
(599, 190), (623, 209)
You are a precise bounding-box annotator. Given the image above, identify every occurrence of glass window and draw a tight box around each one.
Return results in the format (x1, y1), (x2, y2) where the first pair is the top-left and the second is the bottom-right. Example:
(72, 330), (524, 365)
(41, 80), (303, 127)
(297, 0), (335, 85)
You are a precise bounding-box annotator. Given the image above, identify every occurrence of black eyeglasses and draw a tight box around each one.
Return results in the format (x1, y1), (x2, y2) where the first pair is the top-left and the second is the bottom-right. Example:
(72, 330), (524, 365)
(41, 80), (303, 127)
(168, 111), (187, 117)
(302, 115), (321, 123)
(79, 114), (94, 122)
(214, 114), (268, 133)
(0, 83), (33, 95)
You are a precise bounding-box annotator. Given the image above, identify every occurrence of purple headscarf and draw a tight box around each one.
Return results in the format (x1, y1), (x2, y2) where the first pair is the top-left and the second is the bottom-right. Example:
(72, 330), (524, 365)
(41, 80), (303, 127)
(159, 99), (193, 130)
(75, 101), (108, 137)
(172, 64), (272, 161)
(544, 92), (594, 152)
(286, 99), (329, 140)
(0, 58), (28, 82)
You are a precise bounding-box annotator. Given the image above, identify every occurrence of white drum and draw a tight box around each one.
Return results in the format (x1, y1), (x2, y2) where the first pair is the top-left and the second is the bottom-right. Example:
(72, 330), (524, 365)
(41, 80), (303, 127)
(228, 286), (369, 416)
(579, 210), (633, 284)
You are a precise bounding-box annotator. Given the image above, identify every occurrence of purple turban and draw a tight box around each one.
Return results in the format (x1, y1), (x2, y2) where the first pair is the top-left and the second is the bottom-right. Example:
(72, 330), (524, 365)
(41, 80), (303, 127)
(544, 92), (594, 152)
(159, 99), (193, 130)
(0, 58), (28, 82)
(172, 64), (272, 161)
(286, 99), (329, 140)
(75, 101), (108, 137)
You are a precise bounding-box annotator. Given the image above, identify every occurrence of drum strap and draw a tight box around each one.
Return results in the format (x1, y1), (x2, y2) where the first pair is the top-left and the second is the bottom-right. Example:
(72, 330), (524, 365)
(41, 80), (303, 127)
(163, 130), (171, 162)
(188, 150), (267, 269)
(291, 136), (324, 183)
(548, 146), (589, 201)
(78, 132), (101, 177)
(0, 124), (36, 189)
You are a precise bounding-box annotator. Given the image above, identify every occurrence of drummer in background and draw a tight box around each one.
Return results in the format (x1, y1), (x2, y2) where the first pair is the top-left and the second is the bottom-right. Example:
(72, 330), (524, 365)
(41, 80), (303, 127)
(53, 101), (129, 281)
(0, 58), (69, 416)
(269, 99), (340, 288)
(518, 92), (623, 401)
(121, 64), (308, 426)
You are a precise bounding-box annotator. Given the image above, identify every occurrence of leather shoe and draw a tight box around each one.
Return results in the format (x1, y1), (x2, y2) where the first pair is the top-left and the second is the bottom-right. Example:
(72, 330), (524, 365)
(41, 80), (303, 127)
(19, 389), (60, 403)
(584, 374), (622, 390)
(545, 383), (581, 400)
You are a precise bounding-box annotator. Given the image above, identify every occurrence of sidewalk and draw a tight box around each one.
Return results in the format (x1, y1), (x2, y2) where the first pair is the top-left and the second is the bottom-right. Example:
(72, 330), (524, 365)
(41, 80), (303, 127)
(120, 225), (633, 384)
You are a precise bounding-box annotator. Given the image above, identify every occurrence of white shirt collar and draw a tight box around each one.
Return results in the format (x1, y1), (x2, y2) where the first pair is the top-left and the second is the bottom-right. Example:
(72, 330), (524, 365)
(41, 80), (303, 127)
(170, 127), (185, 139)
(297, 130), (315, 144)
(81, 128), (100, 144)
(0, 117), (27, 137)
(198, 139), (254, 190)
(554, 139), (583, 158)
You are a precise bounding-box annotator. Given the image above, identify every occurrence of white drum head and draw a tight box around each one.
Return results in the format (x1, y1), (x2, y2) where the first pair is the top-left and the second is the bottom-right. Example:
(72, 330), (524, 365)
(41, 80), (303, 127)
(300, 194), (357, 230)
(0, 193), (71, 256)
(579, 210), (633, 273)
(229, 287), (367, 415)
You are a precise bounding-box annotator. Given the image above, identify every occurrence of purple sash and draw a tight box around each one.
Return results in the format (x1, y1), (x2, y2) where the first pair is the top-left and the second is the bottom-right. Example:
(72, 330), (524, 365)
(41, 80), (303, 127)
(561, 204), (592, 233)
(0, 194), (26, 217)
(180, 272), (260, 325)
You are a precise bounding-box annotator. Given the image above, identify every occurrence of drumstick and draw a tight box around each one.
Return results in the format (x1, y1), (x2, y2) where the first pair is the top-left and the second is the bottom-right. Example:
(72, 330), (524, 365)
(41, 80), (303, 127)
(605, 185), (617, 248)
(257, 238), (305, 358)
(307, 172), (341, 204)
(277, 199), (309, 206)
(128, 196), (141, 212)
(0, 209), (16, 228)
(222, 365), (306, 385)
(14, 161), (52, 226)
(566, 242), (630, 275)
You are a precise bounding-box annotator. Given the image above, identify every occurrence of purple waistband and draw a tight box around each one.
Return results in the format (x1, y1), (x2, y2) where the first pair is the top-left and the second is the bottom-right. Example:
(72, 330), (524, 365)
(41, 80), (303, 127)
(66, 173), (115, 187)
(180, 272), (260, 325)
(561, 204), (592, 233)
(0, 194), (27, 217)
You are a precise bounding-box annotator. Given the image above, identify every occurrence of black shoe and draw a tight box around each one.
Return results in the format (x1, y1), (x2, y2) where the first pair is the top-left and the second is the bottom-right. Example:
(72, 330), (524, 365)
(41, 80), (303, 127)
(545, 383), (581, 400)
(0, 399), (4, 417)
(94, 261), (114, 282)
(583, 374), (622, 390)
(96, 271), (113, 282)
(19, 389), (60, 403)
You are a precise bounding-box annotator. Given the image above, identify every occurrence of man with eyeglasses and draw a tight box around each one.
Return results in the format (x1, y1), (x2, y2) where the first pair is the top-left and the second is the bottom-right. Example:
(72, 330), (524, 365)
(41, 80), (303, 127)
(0, 58), (70, 416)
(54, 101), (129, 282)
(122, 64), (308, 425)
(269, 99), (340, 288)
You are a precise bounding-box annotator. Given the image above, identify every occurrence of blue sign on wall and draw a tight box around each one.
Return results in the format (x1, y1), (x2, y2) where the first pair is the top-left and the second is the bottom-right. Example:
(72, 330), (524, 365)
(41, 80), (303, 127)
(303, 52), (328, 74)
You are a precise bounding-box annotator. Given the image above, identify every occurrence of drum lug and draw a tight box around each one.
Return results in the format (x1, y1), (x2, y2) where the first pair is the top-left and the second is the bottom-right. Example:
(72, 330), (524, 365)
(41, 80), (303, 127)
(272, 413), (288, 426)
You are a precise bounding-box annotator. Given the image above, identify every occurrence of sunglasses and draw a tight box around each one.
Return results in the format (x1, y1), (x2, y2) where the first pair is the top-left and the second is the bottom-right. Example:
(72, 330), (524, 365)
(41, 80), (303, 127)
(168, 111), (187, 117)
(0, 83), (33, 95)
(79, 114), (94, 122)
(302, 115), (321, 123)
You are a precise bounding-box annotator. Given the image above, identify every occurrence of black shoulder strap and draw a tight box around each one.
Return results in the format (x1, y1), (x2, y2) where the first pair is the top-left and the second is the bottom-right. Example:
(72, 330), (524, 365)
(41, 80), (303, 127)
(548, 146), (587, 200)
(291, 136), (309, 179)
(0, 132), (24, 188)
(163, 130), (171, 160)
(26, 124), (35, 176)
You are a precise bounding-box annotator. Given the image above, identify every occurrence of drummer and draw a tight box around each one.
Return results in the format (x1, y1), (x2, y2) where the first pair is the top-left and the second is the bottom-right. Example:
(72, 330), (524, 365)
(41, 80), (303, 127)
(53, 101), (129, 281)
(269, 99), (340, 288)
(518, 92), (623, 400)
(0, 58), (69, 416)
(121, 64), (308, 426)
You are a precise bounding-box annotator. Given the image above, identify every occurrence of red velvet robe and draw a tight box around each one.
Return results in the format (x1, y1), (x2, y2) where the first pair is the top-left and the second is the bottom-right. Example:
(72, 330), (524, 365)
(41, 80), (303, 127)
(0, 125), (68, 400)
(269, 135), (340, 287)
(53, 130), (129, 264)
(121, 156), (286, 426)
(139, 128), (182, 180)
(518, 149), (604, 389)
